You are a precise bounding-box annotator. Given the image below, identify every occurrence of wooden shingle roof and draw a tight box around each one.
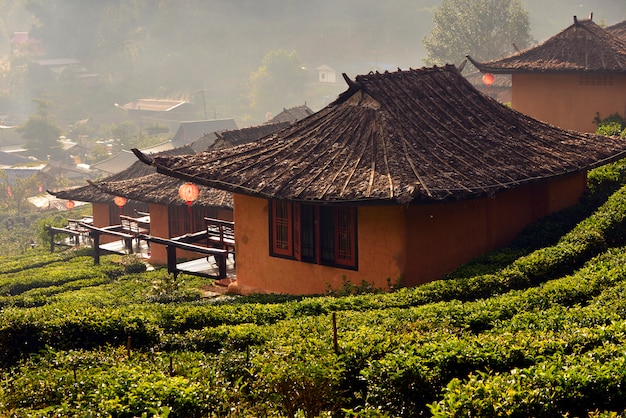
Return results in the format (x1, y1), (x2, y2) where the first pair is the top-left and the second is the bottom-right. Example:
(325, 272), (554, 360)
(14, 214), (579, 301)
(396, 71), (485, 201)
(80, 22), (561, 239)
(267, 105), (314, 124)
(93, 174), (233, 208)
(607, 20), (626, 42)
(50, 146), (195, 204)
(136, 65), (626, 205)
(467, 17), (626, 74)
(210, 121), (290, 150)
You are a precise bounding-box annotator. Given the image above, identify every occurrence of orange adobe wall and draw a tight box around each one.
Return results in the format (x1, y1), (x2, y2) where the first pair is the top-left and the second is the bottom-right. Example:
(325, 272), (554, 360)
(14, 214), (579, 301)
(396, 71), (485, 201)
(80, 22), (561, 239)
(230, 194), (407, 295)
(91, 203), (118, 244)
(403, 172), (586, 287)
(511, 73), (626, 133)
(230, 172), (586, 295)
(92, 203), (112, 228)
(147, 203), (169, 265)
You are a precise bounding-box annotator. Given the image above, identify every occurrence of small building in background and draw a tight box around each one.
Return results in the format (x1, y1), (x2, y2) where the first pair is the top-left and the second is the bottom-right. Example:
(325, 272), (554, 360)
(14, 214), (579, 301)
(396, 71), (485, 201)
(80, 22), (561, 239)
(467, 16), (626, 133)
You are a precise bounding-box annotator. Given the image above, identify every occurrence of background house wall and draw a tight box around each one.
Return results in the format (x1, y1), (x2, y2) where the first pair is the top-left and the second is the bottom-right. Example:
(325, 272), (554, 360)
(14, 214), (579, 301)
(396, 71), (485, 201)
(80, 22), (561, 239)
(148, 203), (169, 265)
(512, 73), (626, 133)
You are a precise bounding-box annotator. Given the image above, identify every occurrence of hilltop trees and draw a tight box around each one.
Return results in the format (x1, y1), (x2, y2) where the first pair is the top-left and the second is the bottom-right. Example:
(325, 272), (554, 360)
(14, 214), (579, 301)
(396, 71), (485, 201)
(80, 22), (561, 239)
(17, 96), (63, 160)
(423, 0), (533, 67)
(248, 50), (307, 121)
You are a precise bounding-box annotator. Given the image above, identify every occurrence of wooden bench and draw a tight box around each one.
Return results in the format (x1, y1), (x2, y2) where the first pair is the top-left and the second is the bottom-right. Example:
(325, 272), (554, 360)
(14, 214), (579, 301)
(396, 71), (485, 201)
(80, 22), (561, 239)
(205, 217), (235, 258)
(120, 215), (150, 251)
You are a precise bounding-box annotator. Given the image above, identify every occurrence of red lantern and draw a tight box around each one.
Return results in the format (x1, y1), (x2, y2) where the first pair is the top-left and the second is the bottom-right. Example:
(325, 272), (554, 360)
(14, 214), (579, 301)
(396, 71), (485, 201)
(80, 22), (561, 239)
(482, 73), (495, 87)
(179, 182), (199, 214)
(114, 196), (127, 208)
(66, 200), (75, 211)
(179, 182), (199, 206)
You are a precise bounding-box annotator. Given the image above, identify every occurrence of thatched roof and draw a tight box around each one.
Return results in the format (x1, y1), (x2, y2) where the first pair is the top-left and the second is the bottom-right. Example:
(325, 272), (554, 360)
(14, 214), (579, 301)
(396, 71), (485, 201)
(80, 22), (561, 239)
(93, 174), (233, 208)
(135, 65), (626, 205)
(50, 146), (195, 203)
(267, 104), (314, 124)
(210, 121), (290, 150)
(607, 20), (626, 42)
(467, 17), (626, 74)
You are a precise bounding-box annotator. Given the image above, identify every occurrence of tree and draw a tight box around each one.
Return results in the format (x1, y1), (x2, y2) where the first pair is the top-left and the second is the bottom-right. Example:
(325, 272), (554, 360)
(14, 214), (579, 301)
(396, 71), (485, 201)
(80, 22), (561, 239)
(423, 0), (533, 67)
(0, 170), (39, 214)
(17, 96), (63, 159)
(248, 50), (307, 122)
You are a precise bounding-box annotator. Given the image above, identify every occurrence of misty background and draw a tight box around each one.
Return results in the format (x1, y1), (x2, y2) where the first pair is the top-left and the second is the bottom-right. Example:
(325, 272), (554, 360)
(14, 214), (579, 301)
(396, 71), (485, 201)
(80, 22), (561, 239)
(0, 0), (624, 131)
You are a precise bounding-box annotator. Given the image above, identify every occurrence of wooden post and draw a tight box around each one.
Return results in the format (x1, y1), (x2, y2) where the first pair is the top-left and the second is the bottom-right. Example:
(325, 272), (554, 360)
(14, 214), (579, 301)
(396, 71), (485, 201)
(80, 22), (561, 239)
(166, 245), (177, 277)
(217, 254), (227, 279)
(92, 231), (100, 265)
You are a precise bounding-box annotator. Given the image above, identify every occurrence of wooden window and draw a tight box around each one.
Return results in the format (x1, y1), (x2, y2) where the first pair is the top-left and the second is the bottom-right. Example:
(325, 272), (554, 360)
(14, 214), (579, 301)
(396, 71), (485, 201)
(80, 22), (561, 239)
(269, 200), (357, 269)
(270, 200), (293, 256)
(579, 74), (614, 86)
(334, 207), (356, 267)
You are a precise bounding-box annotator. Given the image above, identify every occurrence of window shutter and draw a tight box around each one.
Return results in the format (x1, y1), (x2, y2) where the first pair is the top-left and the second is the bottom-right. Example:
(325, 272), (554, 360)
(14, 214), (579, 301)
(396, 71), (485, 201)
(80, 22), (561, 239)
(293, 203), (302, 261)
(271, 200), (293, 256)
(334, 207), (356, 267)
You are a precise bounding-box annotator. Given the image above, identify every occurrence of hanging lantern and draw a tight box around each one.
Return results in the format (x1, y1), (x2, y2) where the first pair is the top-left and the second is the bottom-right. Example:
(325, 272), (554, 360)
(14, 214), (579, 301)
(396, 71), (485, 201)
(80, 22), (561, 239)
(179, 182), (199, 215)
(178, 182), (199, 207)
(66, 200), (75, 211)
(482, 73), (495, 87)
(114, 196), (127, 208)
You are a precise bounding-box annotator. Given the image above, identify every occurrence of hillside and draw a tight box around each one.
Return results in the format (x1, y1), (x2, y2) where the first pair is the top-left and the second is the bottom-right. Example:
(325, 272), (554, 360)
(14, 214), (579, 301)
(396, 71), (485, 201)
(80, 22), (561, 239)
(2, 159), (626, 416)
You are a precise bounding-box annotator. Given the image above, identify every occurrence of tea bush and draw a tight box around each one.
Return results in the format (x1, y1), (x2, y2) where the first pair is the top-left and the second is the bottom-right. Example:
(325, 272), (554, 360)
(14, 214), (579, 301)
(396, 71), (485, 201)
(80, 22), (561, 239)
(3, 160), (626, 415)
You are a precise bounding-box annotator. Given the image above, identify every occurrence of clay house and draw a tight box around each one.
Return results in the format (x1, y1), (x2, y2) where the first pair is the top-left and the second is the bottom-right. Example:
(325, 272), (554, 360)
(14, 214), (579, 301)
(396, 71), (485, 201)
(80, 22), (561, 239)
(50, 147), (195, 232)
(467, 16), (626, 133)
(89, 122), (296, 265)
(92, 172), (232, 265)
(135, 65), (626, 295)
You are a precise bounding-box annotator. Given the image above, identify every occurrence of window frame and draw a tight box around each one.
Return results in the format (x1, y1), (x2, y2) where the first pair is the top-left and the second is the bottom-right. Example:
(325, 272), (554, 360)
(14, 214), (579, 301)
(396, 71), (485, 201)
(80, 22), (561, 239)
(269, 200), (357, 270)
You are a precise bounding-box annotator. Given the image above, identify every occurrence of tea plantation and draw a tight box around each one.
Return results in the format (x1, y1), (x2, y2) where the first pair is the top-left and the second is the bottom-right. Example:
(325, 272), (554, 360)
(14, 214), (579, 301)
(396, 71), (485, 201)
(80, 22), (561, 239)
(3, 160), (626, 417)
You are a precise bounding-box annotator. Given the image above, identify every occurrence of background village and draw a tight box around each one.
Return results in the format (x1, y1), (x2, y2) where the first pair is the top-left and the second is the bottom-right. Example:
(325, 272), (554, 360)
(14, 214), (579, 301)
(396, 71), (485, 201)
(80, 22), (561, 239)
(1, 1), (625, 295)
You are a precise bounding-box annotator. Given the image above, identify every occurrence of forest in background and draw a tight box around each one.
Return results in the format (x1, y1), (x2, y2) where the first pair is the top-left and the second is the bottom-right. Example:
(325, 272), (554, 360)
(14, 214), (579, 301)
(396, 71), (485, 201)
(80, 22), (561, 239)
(0, 0), (624, 128)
